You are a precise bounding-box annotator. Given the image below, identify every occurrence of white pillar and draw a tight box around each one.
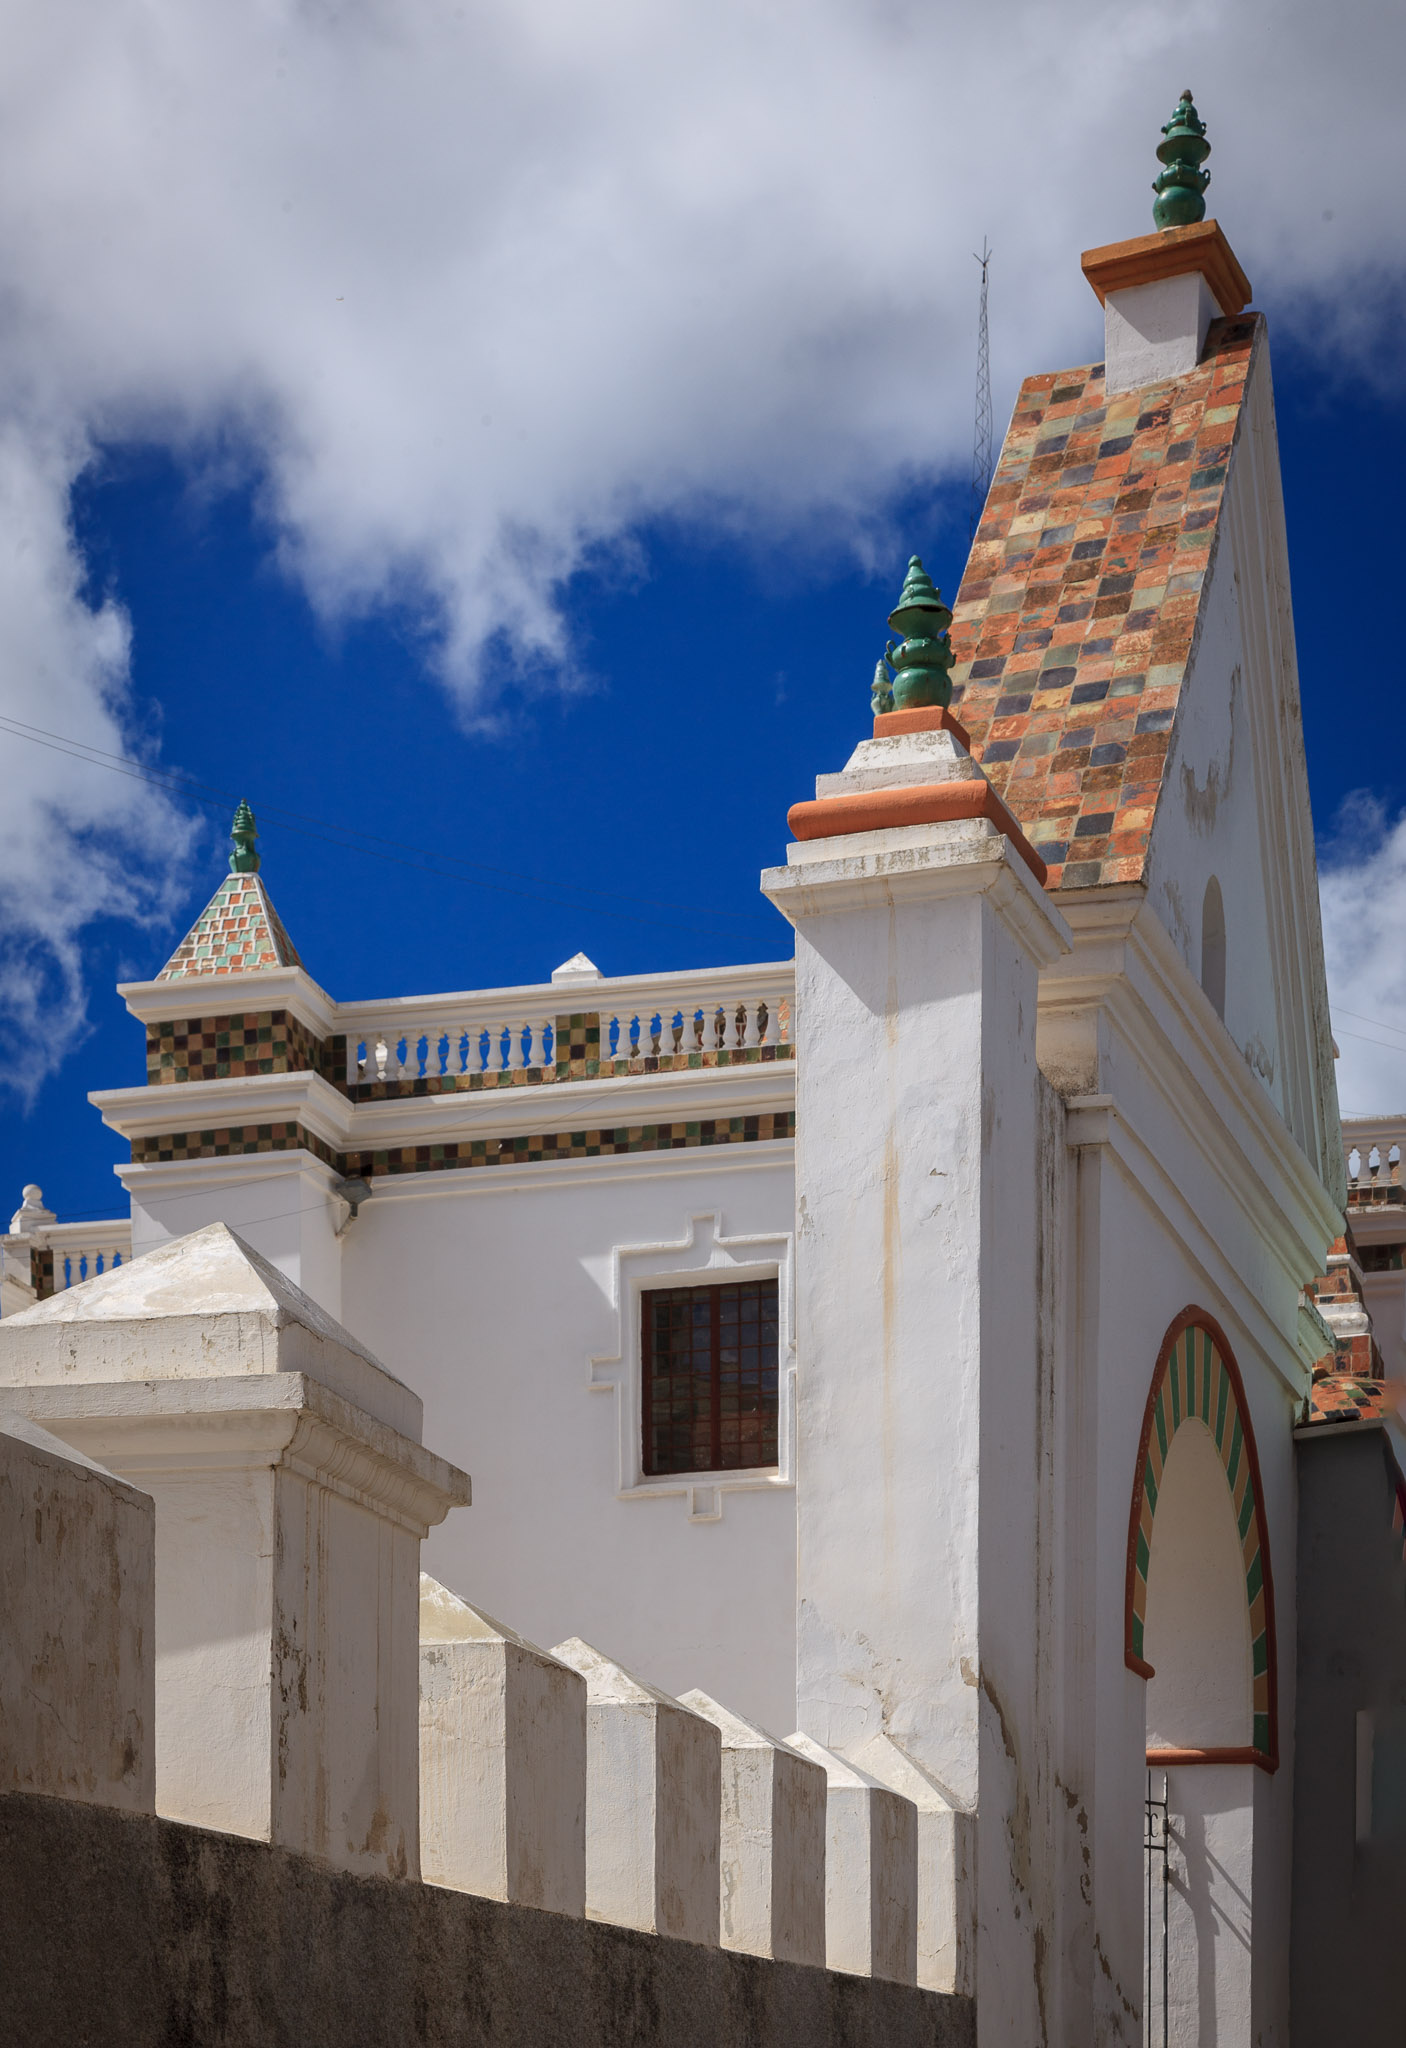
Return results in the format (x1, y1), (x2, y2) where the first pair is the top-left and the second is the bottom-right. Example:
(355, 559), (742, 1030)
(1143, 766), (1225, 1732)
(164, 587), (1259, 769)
(551, 1637), (720, 1944)
(763, 716), (1070, 2039)
(679, 1689), (827, 1965)
(852, 1731), (975, 1996)
(786, 1731), (917, 1984)
(0, 1221), (469, 1879)
(1, 1413), (155, 1812)
(419, 1575), (586, 1915)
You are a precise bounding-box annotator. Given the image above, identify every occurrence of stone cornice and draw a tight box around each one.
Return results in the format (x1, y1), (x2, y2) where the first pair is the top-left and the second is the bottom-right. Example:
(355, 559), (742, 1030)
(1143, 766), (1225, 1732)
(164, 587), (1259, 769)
(760, 822), (1072, 969)
(4, 1373), (469, 1537)
(118, 966), (339, 1038)
(91, 1058), (795, 1155)
(1042, 885), (1342, 1382)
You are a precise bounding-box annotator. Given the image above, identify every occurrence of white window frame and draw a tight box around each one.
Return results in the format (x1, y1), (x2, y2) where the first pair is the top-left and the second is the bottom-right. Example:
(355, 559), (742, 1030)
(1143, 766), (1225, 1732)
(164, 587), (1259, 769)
(588, 1211), (795, 1522)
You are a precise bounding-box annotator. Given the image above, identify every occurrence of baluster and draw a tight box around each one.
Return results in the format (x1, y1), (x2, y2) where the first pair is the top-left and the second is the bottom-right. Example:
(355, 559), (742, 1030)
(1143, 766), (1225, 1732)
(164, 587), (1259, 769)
(712, 1004), (726, 1051)
(692, 1007), (706, 1053)
(755, 996), (774, 1048)
(373, 1035), (389, 1082)
(628, 1013), (641, 1059)
(742, 998), (761, 1049)
(508, 1020), (529, 1072)
(650, 1011), (663, 1056)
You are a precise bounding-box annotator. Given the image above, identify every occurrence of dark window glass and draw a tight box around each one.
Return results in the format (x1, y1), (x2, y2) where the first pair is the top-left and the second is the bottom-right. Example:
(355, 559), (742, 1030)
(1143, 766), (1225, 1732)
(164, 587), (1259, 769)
(642, 1279), (779, 1475)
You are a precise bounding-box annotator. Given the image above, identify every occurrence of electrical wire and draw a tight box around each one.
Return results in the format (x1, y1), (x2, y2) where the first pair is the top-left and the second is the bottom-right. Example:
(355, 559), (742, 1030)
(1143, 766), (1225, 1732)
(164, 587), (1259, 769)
(0, 712), (778, 940)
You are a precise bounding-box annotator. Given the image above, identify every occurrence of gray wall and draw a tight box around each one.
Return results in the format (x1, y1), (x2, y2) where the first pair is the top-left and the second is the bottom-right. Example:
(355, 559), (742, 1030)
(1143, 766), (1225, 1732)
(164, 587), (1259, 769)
(1293, 1425), (1406, 2047)
(0, 1791), (974, 2048)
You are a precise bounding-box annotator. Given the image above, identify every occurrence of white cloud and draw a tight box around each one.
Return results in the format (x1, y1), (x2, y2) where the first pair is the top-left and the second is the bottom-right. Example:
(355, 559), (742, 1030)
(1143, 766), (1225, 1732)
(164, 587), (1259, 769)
(0, 0), (1401, 1087)
(1320, 798), (1406, 1120)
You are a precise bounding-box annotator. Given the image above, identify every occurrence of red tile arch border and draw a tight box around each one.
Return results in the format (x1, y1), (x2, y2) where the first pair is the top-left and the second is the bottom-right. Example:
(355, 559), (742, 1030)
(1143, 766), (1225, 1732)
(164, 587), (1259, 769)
(1124, 1307), (1279, 1772)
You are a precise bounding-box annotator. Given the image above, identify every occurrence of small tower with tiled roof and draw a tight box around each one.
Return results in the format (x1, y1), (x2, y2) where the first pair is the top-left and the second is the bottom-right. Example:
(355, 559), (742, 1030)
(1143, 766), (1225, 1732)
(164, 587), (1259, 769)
(157, 803), (303, 982)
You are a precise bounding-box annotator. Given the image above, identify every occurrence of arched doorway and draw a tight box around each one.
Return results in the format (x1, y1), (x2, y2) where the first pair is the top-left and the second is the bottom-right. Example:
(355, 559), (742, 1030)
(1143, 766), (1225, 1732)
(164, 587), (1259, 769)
(1125, 1310), (1278, 2046)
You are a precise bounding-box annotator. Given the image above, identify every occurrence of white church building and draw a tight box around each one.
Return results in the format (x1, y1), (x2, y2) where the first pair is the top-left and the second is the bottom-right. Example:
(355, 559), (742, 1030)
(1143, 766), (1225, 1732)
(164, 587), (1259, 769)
(4, 103), (1403, 2048)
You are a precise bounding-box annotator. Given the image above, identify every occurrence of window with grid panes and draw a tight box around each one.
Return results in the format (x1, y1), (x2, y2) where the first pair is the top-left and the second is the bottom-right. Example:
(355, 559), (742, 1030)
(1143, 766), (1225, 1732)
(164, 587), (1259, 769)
(641, 1279), (779, 1476)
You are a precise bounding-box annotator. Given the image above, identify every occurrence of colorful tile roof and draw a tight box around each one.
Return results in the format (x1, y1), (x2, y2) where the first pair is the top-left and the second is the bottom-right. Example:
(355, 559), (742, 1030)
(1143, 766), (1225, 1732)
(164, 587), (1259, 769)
(156, 873), (303, 981)
(948, 314), (1260, 890)
(1305, 1373), (1393, 1428)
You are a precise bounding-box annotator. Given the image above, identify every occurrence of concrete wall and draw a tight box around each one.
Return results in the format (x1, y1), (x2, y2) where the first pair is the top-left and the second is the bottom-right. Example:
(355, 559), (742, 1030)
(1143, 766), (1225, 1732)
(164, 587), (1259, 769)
(341, 1151), (799, 1735)
(1292, 1424), (1406, 2048)
(0, 1414), (155, 1812)
(0, 1789), (975, 2048)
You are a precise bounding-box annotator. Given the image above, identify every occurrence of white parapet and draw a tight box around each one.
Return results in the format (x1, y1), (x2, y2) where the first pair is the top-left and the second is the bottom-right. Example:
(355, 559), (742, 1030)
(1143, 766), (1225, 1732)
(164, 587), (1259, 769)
(419, 1574), (586, 1915)
(551, 1637), (721, 1945)
(679, 1689), (826, 1966)
(0, 1412), (155, 1813)
(0, 1222), (470, 1879)
(786, 1732), (918, 1985)
(851, 1732), (974, 1996)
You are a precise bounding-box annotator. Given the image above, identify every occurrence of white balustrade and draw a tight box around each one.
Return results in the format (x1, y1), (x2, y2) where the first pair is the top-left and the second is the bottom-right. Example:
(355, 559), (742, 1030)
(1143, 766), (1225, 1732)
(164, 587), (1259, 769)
(341, 966), (793, 1090)
(43, 1223), (132, 1293)
(1344, 1117), (1406, 1205)
(1, 1201), (132, 1315)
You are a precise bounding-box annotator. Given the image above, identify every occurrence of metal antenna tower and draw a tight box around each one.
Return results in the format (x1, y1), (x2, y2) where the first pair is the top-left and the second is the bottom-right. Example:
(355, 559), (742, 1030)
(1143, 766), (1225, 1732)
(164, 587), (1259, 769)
(969, 240), (993, 544)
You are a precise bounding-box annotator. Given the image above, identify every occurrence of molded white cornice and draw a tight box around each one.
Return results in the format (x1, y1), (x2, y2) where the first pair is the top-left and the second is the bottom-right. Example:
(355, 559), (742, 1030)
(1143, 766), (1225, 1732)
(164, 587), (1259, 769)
(1042, 883), (1343, 1374)
(118, 966), (339, 1038)
(761, 824), (1072, 969)
(91, 1058), (795, 1155)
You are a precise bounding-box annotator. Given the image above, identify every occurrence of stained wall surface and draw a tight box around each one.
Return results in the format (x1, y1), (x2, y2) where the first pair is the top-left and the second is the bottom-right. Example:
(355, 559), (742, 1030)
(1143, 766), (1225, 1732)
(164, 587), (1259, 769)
(0, 1790), (974, 2048)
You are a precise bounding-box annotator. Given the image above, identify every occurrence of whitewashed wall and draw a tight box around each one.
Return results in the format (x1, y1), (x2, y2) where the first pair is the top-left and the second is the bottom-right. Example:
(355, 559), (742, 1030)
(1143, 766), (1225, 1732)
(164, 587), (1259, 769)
(341, 1144), (798, 1736)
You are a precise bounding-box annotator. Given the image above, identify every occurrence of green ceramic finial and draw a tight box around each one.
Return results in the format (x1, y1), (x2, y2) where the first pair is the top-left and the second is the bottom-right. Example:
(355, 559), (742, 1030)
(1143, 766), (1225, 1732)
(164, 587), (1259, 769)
(870, 655), (895, 717)
(1152, 89), (1211, 230)
(885, 556), (954, 711)
(229, 800), (260, 874)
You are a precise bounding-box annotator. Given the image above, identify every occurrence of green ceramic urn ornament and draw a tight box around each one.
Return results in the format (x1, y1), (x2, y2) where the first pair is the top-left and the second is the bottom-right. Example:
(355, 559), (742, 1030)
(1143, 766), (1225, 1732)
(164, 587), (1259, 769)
(870, 654), (895, 717)
(1152, 90), (1211, 230)
(886, 557), (954, 711)
(229, 800), (261, 874)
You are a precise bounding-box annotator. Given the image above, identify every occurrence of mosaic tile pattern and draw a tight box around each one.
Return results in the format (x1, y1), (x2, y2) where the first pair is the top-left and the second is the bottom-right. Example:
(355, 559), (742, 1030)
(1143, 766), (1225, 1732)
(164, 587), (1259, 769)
(30, 1245), (54, 1302)
(146, 1010), (327, 1085)
(131, 1111), (794, 1177)
(949, 316), (1259, 889)
(1129, 1319), (1274, 1760)
(342, 1112), (795, 1180)
(1305, 1372), (1392, 1426)
(556, 1012), (601, 1080)
(1304, 1232), (1385, 1382)
(131, 1122), (341, 1172)
(157, 874), (303, 981)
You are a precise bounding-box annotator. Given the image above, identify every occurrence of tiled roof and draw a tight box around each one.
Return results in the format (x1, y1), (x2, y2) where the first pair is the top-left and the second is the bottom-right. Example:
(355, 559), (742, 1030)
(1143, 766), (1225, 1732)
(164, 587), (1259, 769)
(1305, 1373), (1392, 1428)
(948, 315), (1260, 890)
(157, 873), (303, 981)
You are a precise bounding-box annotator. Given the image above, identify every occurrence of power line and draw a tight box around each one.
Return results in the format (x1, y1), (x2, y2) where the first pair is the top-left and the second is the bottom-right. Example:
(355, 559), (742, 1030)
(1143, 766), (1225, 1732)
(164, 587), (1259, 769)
(969, 241), (993, 546)
(0, 712), (775, 942)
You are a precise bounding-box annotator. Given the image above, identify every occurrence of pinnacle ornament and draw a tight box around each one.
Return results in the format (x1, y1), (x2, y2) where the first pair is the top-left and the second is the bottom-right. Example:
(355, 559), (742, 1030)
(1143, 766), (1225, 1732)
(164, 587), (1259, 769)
(882, 556), (954, 711)
(1152, 89), (1211, 231)
(870, 656), (895, 718)
(228, 800), (261, 874)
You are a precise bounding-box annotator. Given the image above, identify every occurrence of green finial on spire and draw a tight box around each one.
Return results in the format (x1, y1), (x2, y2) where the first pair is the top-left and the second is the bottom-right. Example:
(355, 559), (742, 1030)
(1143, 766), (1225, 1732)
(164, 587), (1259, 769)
(229, 800), (260, 874)
(1152, 89), (1211, 230)
(870, 655), (894, 717)
(877, 556), (954, 712)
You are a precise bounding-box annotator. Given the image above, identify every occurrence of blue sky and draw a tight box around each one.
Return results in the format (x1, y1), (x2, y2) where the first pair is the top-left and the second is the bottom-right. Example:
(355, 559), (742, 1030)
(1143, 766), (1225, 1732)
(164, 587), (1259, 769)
(4, 318), (1403, 1223)
(0, 0), (1403, 1220)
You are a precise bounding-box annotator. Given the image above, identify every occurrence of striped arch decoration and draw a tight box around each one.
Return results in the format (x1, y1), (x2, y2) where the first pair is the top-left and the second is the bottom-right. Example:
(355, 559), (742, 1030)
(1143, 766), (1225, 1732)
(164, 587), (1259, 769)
(1124, 1308), (1279, 1771)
